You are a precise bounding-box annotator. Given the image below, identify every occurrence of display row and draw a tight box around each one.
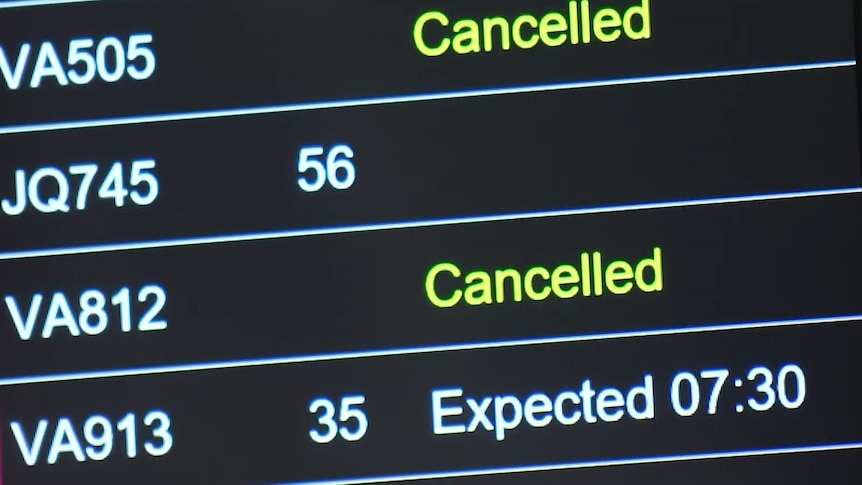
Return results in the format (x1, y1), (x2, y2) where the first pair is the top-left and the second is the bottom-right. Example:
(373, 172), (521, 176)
(0, 66), (858, 251)
(0, 320), (859, 484)
(0, 0), (855, 124)
(1, 193), (860, 376)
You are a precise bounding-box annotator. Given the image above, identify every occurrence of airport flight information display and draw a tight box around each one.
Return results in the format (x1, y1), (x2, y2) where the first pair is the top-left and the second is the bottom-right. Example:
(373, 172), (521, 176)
(1, 0), (862, 483)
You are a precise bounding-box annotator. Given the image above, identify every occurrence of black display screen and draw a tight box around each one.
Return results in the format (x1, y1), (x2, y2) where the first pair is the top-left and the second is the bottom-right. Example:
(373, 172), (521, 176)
(1, 1), (861, 483)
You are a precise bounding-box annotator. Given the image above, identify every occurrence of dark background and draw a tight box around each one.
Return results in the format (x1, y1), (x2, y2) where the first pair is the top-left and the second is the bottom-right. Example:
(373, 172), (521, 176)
(0, 0), (861, 484)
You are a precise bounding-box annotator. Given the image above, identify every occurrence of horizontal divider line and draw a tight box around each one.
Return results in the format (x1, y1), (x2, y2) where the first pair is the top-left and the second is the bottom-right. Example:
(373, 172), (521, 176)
(0, 60), (855, 135)
(0, 187), (859, 261)
(278, 442), (862, 485)
(0, 314), (859, 388)
(0, 0), (104, 9)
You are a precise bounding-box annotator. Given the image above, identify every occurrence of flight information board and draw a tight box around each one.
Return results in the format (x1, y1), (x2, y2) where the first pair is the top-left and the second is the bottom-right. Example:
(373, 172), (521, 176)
(1, 0), (862, 484)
